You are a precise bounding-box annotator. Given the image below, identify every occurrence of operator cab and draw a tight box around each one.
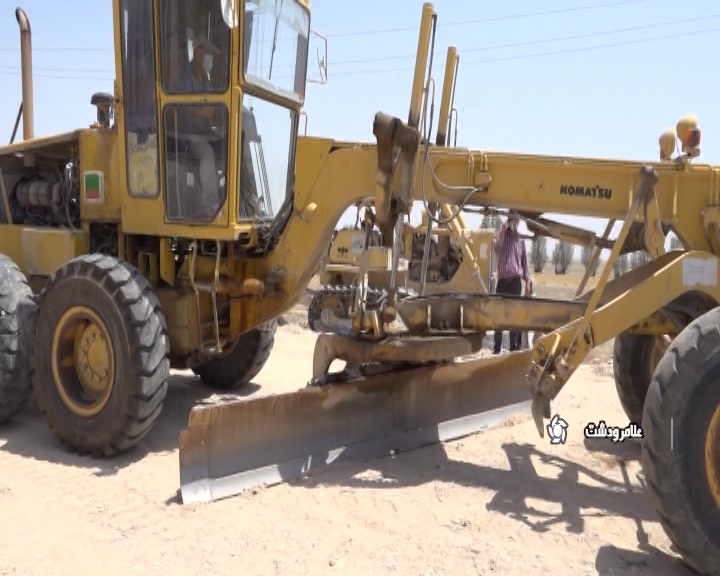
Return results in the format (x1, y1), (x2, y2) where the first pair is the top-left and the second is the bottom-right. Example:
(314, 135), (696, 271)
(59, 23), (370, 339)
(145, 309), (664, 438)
(118, 0), (310, 227)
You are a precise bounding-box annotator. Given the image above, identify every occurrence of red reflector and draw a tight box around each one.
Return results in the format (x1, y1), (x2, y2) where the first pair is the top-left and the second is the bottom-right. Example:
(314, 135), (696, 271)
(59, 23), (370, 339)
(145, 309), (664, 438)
(685, 128), (701, 147)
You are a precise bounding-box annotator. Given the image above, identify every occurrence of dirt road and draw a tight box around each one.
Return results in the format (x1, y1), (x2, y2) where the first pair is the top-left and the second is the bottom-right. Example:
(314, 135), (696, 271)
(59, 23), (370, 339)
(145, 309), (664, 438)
(0, 324), (694, 576)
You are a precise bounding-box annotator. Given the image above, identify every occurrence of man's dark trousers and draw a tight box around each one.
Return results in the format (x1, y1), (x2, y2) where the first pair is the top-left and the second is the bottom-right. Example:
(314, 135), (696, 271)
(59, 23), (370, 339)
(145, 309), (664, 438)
(493, 276), (523, 353)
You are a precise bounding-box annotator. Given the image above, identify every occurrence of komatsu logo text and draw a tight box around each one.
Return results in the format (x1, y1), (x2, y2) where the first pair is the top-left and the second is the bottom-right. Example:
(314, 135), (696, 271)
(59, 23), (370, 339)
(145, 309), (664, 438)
(559, 184), (612, 199)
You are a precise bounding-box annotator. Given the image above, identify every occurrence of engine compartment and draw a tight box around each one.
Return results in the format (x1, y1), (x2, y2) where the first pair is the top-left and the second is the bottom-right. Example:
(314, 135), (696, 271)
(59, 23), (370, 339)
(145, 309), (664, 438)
(3, 159), (80, 229)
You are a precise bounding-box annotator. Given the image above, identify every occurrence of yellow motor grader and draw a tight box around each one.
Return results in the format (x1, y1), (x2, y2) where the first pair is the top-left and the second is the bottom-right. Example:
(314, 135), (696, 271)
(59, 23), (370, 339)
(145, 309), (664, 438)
(1, 2), (719, 574)
(308, 209), (496, 328)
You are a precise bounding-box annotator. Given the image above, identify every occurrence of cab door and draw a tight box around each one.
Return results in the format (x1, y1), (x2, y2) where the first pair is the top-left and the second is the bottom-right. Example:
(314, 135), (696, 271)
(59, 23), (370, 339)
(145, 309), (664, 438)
(156, 0), (233, 226)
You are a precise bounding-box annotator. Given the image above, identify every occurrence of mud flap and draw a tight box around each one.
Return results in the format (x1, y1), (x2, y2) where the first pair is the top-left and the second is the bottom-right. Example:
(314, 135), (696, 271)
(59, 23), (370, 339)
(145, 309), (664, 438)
(178, 350), (533, 504)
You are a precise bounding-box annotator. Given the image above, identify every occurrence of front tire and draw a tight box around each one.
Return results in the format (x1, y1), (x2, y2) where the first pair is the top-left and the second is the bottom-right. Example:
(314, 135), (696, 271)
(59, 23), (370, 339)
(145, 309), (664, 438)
(612, 333), (669, 423)
(193, 321), (277, 390)
(0, 254), (36, 424)
(641, 310), (720, 576)
(32, 254), (170, 457)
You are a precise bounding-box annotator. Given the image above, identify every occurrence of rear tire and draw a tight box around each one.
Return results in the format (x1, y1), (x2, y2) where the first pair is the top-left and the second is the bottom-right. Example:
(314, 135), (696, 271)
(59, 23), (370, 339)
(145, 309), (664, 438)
(0, 254), (36, 424)
(32, 254), (170, 457)
(612, 333), (668, 423)
(193, 321), (276, 390)
(641, 310), (720, 576)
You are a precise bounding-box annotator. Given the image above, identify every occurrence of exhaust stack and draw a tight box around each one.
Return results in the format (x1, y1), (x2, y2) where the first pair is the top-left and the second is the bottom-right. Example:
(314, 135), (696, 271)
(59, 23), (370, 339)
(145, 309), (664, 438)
(15, 7), (33, 141)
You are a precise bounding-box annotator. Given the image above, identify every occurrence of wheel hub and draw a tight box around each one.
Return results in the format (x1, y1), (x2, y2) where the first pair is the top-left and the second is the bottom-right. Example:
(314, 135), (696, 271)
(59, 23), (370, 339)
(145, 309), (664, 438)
(75, 323), (111, 399)
(51, 305), (116, 417)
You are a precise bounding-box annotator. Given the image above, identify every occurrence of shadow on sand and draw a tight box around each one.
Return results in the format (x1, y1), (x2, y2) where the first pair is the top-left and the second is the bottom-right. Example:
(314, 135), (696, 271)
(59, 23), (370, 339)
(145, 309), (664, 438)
(291, 440), (692, 576)
(0, 371), (259, 477)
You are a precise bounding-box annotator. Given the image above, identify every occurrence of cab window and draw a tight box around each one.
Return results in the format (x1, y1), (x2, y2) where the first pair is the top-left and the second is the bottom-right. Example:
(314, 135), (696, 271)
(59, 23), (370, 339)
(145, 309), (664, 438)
(120, 0), (160, 198)
(159, 0), (231, 94)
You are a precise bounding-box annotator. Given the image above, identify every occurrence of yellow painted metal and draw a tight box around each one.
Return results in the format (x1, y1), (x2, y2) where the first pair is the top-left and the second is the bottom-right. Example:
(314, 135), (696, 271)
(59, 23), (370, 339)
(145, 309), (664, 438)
(21, 227), (89, 277)
(78, 129), (122, 221)
(318, 219), (495, 296)
(0, 0), (714, 355)
(0, 225), (25, 266)
(7, 0), (720, 527)
(528, 250), (720, 410)
(705, 402), (720, 508)
(179, 347), (533, 503)
(51, 305), (116, 418)
(0, 130), (82, 157)
(435, 46), (458, 147)
(313, 292), (345, 319)
(155, 288), (201, 360)
(408, 3), (436, 129)
(159, 238), (176, 285)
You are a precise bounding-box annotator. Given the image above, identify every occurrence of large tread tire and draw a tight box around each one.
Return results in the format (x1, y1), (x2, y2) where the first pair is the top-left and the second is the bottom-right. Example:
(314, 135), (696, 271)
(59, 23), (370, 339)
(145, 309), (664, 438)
(641, 310), (720, 576)
(193, 321), (277, 390)
(307, 288), (349, 332)
(613, 333), (668, 423)
(32, 254), (170, 457)
(0, 254), (36, 424)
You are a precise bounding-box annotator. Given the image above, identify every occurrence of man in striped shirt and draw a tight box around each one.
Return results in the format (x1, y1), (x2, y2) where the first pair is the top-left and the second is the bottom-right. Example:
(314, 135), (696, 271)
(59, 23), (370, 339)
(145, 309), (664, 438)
(493, 210), (531, 354)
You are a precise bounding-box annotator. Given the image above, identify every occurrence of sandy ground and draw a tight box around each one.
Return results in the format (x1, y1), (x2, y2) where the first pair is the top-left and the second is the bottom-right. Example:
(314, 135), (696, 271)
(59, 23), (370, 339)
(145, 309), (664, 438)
(0, 270), (695, 576)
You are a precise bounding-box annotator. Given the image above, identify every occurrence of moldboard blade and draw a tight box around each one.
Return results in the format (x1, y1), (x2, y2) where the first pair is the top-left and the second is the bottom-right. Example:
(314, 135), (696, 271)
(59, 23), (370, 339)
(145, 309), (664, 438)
(178, 350), (533, 504)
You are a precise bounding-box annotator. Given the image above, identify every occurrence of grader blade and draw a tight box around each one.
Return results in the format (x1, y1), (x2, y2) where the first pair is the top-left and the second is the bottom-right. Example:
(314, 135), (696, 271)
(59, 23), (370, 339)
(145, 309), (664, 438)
(178, 350), (533, 504)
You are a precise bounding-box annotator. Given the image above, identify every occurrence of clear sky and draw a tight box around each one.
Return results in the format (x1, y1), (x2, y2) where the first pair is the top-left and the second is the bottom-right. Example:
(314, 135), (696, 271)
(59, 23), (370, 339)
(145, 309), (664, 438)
(0, 0), (714, 255)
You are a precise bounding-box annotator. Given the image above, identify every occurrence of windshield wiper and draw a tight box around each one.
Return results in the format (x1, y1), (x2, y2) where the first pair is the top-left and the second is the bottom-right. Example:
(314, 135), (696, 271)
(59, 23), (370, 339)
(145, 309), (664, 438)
(268, 0), (284, 80)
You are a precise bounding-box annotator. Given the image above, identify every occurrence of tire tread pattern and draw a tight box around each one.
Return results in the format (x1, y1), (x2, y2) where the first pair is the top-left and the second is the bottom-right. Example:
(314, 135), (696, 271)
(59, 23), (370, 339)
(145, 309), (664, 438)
(193, 321), (277, 390)
(0, 254), (36, 424)
(32, 254), (170, 457)
(641, 317), (720, 576)
(612, 333), (651, 423)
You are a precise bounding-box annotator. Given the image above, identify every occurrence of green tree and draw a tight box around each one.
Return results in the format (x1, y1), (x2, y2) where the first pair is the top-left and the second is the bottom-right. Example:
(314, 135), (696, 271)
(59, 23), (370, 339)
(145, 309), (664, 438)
(630, 250), (651, 270)
(530, 236), (548, 273)
(552, 241), (573, 274)
(581, 246), (601, 277)
(613, 253), (629, 278)
(481, 214), (503, 232)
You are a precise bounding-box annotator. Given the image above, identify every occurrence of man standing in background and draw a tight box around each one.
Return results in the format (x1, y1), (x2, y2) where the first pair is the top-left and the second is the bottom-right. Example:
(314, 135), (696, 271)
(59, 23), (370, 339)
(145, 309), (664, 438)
(493, 210), (531, 354)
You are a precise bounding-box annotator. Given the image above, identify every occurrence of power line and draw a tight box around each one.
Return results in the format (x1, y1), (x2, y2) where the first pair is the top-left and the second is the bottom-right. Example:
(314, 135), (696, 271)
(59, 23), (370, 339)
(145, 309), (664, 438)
(0, 66), (111, 74)
(0, 46), (113, 52)
(1, 13), (712, 78)
(329, 13), (720, 66)
(325, 0), (649, 37)
(0, 71), (112, 81)
(0, 0), (649, 51)
(330, 26), (720, 77)
(0, 24), (714, 82)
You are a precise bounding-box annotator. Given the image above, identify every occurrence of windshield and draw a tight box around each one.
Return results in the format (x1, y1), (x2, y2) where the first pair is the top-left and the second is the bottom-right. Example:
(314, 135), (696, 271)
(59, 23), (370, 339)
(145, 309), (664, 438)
(243, 0), (310, 102)
(239, 95), (296, 221)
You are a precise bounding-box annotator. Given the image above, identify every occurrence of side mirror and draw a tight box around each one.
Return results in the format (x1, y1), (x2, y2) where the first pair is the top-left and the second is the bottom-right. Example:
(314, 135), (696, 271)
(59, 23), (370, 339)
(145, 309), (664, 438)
(308, 30), (327, 85)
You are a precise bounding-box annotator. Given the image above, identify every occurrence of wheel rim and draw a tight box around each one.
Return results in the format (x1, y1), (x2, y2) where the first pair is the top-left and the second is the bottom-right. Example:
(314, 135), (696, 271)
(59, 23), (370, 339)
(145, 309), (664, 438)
(705, 403), (720, 508)
(315, 294), (345, 323)
(51, 305), (115, 417)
